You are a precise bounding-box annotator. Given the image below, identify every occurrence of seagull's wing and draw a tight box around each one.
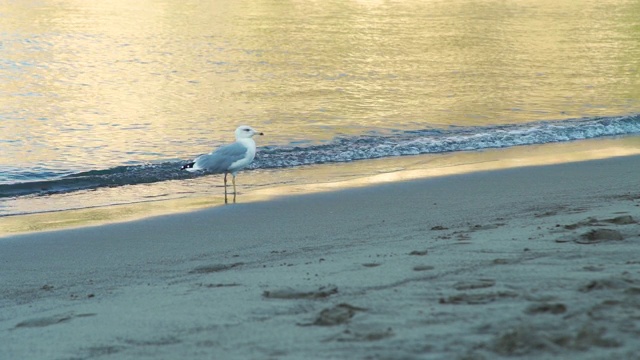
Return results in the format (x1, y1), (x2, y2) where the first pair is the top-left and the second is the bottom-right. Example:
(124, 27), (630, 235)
(193, 141), (249, 173)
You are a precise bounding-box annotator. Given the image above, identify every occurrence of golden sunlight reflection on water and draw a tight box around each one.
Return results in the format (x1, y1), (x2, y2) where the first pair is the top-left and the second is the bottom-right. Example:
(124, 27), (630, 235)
(1, 0), (640, 173)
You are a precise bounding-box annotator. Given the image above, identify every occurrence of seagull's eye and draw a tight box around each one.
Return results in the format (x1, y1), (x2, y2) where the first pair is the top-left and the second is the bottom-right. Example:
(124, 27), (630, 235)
(244, 129), (251, 131)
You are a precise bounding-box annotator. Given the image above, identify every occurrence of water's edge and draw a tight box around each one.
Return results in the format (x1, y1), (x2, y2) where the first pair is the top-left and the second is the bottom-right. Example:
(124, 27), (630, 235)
(2, 136), (640, 236)
(2, 114), (639, 199)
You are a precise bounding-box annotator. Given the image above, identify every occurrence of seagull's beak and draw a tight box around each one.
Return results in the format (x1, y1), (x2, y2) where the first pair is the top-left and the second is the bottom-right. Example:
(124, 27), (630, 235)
(258, 132), (264, 136)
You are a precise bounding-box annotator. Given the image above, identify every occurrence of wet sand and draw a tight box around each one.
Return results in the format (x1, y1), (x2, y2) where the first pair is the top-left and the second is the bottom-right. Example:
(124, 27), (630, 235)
(2, 155), (640, 359)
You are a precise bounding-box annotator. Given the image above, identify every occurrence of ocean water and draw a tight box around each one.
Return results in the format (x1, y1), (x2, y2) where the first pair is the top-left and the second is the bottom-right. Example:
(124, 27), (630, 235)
(1, 0), (640, 217)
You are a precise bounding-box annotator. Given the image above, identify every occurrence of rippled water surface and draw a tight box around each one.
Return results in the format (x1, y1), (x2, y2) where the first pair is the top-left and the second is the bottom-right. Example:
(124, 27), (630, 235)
(1, 0), (640, 216)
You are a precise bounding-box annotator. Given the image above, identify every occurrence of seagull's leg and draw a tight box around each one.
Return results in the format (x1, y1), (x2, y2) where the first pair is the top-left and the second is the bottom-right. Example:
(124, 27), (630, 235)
(232, 174), (237, 203)
(223, 172), (228, 204)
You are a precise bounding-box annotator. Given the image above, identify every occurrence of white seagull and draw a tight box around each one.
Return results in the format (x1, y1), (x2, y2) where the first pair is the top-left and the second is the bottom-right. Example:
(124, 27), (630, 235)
(182, 125), (264, 203)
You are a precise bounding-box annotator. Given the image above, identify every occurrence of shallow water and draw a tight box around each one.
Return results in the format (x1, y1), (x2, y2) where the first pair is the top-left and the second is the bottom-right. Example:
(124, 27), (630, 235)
(1, 0), (640, 216)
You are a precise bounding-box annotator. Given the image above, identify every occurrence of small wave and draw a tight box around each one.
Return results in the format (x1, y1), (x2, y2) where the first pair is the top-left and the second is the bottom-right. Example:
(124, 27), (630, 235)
(1, 114), (639, 198)
(255, 114), (640, 167)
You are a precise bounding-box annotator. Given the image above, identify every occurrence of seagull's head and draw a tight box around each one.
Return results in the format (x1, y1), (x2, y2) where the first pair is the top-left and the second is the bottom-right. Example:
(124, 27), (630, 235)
(235, 125), (264, 140)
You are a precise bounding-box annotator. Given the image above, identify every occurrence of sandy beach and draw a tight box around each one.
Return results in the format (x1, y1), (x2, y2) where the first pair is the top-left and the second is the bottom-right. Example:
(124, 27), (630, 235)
(2, 155), (640, 359)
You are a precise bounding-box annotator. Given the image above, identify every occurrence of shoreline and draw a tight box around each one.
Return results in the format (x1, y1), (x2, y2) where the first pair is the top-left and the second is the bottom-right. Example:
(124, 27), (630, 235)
(2, 136), (640, 236)
(1, 154), (640, 358)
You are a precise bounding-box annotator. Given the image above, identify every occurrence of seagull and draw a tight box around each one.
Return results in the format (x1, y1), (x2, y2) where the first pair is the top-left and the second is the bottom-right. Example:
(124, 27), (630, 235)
(181, 125), (264, 203)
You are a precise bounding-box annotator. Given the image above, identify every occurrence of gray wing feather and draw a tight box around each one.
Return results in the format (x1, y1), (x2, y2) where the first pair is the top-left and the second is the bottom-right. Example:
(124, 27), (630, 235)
(194, 142), (248, 173)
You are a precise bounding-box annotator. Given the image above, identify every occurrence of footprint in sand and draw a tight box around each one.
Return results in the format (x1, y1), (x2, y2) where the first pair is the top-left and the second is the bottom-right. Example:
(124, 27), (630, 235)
(408, 249), (428, 256)
(14, 312), (96, 329)
(263, 285), (338, 299)
(188, 262), (244, 274)
(362, 263), (381, 268)
(563, 215), (635, 230)
(556, 215), (634, 244)
(579, 274), (639, 292)
(413, 265), (435, 271)
(575, 229), (624, 244)
(302, 303), (367, 326)
(324, 324), (394, 342)
(604, 215), (636, 225)
(490, 323), (621, 356)
(440, 291), (518, 305)
(524, 303), (567, 315)
(453, 278), (496, 290)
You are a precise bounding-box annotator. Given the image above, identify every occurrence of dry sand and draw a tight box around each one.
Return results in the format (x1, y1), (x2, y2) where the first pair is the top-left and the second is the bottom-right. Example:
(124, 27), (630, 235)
(2, 155), (640, 359)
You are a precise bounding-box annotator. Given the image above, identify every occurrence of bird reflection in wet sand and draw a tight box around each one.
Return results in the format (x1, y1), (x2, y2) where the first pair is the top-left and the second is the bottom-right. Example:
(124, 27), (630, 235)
(182, 125), (264, 204)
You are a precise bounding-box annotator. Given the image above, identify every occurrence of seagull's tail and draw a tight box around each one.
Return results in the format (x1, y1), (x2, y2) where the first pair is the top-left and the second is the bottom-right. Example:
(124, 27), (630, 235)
(181, 162), (196, 170)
